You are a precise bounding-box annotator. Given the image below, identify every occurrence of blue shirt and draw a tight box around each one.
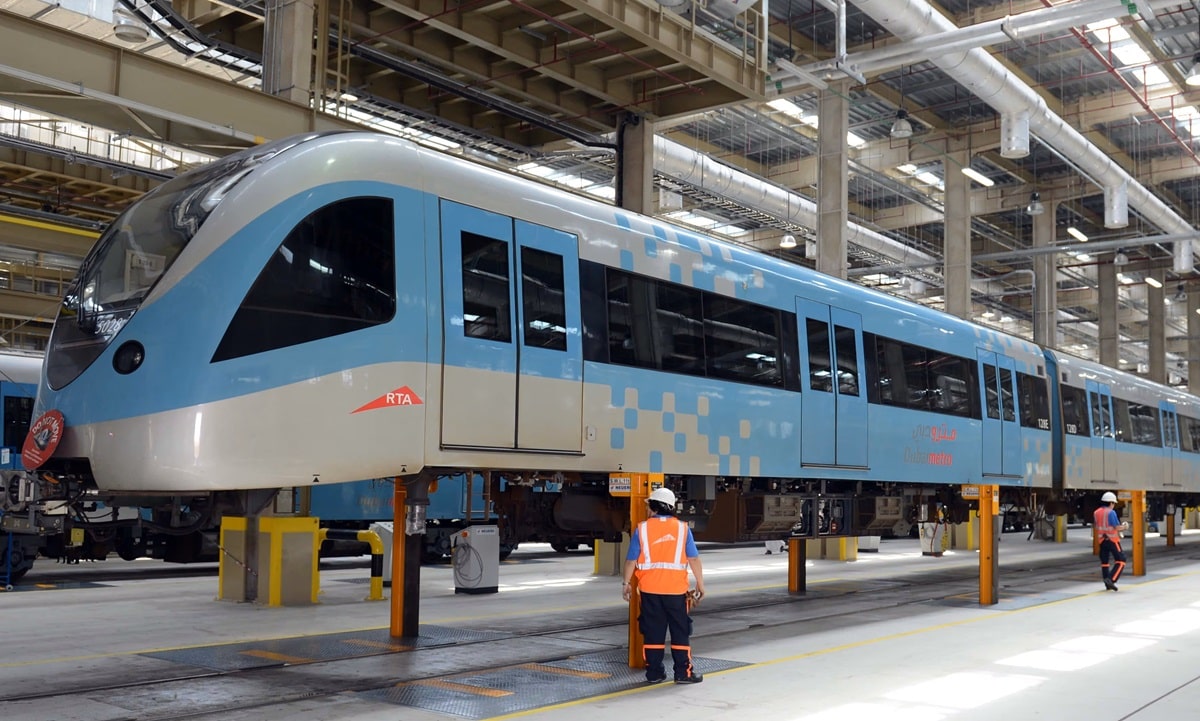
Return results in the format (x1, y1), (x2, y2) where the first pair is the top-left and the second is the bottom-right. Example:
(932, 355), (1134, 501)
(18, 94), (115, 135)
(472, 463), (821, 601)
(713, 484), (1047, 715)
(625, 515), (699, 561)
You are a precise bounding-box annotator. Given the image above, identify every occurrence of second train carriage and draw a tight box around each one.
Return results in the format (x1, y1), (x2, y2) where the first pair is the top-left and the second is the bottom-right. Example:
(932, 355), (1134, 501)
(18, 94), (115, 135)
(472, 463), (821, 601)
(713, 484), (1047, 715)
(2, 130), (1198, 556)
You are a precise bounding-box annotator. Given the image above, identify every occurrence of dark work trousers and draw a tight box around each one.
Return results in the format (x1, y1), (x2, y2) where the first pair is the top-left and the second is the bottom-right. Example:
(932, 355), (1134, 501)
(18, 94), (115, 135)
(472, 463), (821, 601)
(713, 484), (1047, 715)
(1099, 539), (1127, 584)
(638, 591), (696, 681)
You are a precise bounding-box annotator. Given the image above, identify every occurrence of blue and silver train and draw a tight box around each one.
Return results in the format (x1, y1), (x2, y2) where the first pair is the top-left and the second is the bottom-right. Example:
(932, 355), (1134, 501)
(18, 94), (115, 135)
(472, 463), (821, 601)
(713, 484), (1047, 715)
(3, 130), (1197, 578)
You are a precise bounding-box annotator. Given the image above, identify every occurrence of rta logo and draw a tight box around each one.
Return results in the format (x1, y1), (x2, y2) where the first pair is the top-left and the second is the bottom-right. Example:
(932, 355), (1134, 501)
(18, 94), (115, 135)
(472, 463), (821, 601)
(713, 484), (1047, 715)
(351, 386), (425, 414)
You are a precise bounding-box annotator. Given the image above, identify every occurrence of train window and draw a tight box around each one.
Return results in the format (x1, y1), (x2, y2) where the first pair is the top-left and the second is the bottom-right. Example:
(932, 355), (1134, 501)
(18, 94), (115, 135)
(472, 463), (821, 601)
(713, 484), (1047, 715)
(212, 196), (396, 362)
(1181, 415), (1200, 453)
(1163, 411), (1179, 449)
(1090, 391), (1111, 437)
(461, 233), (512, 342)
(998, 368), (1016, 422)
(983, 364), (1000, 419)
(1060, 385), (1089, 436)
(1124, 401), (1161, 447)
(833, 325), (859, 396)
(703, 294), (783, 386)
(806, 319), (833, 392)
(927, 353), (972, 416)
(1017, 372), (1050, 430)
(656, 283), (704, 375)
(520, 247), (566, 351)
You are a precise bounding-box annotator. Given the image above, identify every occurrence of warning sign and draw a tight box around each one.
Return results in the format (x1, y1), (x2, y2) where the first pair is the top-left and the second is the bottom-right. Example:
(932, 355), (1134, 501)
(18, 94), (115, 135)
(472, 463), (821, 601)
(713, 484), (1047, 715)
(351, 386), (424, 414)
(22, 409), (64, 469)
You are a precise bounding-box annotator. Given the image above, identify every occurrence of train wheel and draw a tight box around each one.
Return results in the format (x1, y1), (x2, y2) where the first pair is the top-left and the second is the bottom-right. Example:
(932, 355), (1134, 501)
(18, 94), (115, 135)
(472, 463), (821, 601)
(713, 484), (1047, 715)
(499, 543), (516, 562)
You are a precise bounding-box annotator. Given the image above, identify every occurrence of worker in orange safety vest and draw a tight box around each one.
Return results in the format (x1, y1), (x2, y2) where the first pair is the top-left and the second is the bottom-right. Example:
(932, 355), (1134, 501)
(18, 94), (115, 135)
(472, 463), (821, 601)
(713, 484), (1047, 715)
(622, 487), (706, 685)
(1094, 491), (1128, 592)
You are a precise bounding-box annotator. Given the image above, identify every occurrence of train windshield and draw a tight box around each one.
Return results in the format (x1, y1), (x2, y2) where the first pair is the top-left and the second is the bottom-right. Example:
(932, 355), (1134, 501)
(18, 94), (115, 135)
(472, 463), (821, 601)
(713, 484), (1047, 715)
(45, 133), (328, 390)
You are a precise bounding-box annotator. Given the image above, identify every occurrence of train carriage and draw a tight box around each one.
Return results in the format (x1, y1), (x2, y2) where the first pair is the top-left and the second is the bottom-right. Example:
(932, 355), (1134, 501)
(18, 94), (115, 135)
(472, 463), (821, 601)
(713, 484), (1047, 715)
(2, 130), (1199, 560)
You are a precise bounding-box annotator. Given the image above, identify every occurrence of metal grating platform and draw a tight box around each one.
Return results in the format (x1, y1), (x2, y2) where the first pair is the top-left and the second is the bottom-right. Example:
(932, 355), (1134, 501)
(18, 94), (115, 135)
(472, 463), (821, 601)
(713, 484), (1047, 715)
(142, 625), (513, 671)
(358, 649), (747, 719)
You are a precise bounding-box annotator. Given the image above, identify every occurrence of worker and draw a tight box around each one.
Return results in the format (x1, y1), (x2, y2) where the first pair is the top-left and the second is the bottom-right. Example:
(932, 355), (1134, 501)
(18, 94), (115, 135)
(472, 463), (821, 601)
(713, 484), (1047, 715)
(622, 487), (706, 685)
(1094, 491), (1128, 592)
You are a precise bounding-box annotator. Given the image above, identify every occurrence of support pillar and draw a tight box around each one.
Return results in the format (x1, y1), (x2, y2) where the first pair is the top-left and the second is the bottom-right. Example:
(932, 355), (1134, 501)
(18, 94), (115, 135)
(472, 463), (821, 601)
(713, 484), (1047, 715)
(1099, 256), (1119, 368)
(979, 485), (998, 605)
(787, 536), (806, 594)
(1130, 490), (1146, 577)
(943, 150), (971, 320)
(1032, 199), (1057, 348)
(390, 475), (432, 639)
(622, 472), (658, 669)
(616, 113), (653, 215)
(262, 0), (316, 105)
(1190, 281), (1200, 396)
(816, 80), (849, 279)
(1166, 503), (1177, 548)
(1148, 268), (1166, 384)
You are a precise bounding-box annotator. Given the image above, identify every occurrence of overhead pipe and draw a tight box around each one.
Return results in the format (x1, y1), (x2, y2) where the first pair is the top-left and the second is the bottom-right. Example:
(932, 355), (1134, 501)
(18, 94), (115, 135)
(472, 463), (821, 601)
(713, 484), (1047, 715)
(851, 0), (1195, 274)
(774, 0), (1165, 94)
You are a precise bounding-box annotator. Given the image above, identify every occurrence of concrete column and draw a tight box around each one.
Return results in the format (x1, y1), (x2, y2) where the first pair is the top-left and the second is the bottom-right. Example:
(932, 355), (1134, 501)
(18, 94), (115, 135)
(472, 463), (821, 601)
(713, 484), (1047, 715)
(1032, 200), (1058, 348)
(943, 150), (971, 320)
(616, 112), (654, 215)
(1191, 281), (1200, 396)
(816, 80), (849, 280)
(1099, 256), (1119, 368)
(1148, 267), (1165, 383)
(262, 0), (316, 105)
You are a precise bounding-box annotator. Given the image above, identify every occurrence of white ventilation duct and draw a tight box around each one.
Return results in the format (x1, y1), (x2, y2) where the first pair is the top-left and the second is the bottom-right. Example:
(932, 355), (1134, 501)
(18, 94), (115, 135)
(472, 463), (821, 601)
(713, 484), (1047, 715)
(852, 0), (1194, 273)
(1000, 110), (1030, 159)
(652, 135), (940, 270)
(1104, 182), (1128, 229)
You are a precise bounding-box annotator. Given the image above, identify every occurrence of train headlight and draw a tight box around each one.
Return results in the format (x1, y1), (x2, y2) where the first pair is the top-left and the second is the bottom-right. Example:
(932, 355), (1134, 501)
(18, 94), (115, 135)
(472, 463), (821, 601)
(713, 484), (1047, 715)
(113, 341), (145, 374)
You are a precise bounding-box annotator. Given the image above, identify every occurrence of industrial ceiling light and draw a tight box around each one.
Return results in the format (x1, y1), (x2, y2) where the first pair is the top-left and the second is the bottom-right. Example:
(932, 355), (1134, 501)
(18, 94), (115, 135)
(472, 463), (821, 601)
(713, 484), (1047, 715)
(1025, 191), (1045, 216)
(1146, 275), (1163, 289)
(1113, 249), (1130, 266)
(890, 109), (913, 139)
(1187, 53), (1200, 87)
(779, 234), (797, 249)
(961, 167), (994, 187)
(1066, 226), (1088, 242)
(1174, 283), (1187, 302)
(113, 6), (149, 43)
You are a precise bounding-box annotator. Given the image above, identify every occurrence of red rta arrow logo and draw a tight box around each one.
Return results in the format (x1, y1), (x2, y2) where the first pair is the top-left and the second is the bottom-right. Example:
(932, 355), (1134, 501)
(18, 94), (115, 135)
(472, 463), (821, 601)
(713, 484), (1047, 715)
(351, 386), (425, 414)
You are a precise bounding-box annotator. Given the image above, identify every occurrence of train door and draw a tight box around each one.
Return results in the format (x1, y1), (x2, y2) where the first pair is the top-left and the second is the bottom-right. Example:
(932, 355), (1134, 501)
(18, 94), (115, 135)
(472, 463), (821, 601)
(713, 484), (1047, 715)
(439, 201), (583, 451)
(978, 351), (1021, 479)
(796, 298), (868, 468)
(1086, 380), (1116, 482)
(1160, 401), (1179, 487)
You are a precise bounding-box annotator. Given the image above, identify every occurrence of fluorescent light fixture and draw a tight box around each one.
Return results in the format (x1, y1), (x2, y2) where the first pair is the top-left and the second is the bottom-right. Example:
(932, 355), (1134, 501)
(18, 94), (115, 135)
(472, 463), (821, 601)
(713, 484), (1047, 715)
(961, 167), (994, 187)
(1067, 226), (1088, 242)
(1146, 276), (1163, 288)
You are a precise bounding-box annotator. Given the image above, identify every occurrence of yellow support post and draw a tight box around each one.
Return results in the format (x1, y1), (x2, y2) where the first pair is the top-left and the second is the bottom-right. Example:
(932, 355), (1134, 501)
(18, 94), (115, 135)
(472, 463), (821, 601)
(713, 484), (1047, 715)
(389, 480), (407, 638)
(1131, 490), (1146, 577)
(787, 536), (806, 594)
(622, 472), (657, 670)
(978, 485), (998, 606)
(1166, 504), (1176, 548)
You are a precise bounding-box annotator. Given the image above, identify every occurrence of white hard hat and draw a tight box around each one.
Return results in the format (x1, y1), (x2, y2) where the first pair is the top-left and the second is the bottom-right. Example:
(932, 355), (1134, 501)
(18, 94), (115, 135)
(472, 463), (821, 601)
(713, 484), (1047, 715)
(1101, 491), (1118, 504)
(648, 487), (676, 506)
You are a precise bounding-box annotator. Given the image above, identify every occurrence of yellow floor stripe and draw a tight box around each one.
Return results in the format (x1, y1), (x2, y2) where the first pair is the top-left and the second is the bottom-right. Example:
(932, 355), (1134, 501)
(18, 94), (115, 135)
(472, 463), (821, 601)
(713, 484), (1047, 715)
(343, 639), (413, 651)
(411, 679), (513, 697)
(518, 663), (609, 679)
(239, 649), (314, 664)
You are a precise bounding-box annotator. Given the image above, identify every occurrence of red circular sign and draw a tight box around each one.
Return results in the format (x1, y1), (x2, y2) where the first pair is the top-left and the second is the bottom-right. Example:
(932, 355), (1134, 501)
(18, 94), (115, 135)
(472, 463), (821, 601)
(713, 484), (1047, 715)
(22, 409), (64, 470)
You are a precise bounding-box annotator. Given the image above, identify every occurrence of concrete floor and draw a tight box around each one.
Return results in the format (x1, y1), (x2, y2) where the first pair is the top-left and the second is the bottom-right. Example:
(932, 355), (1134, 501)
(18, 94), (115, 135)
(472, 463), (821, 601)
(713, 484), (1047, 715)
(3, 528), (1198, 721)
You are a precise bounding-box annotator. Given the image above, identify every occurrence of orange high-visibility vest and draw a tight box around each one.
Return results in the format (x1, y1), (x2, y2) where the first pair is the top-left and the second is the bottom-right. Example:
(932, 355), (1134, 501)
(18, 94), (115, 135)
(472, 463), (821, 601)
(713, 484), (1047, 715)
(634, 517), (690, 595)
(1094, 506), (1121, 543)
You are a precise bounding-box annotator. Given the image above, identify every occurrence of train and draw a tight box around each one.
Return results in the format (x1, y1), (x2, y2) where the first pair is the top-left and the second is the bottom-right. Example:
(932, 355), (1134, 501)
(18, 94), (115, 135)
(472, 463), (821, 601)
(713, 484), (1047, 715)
(4, 130), (1197, 579)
